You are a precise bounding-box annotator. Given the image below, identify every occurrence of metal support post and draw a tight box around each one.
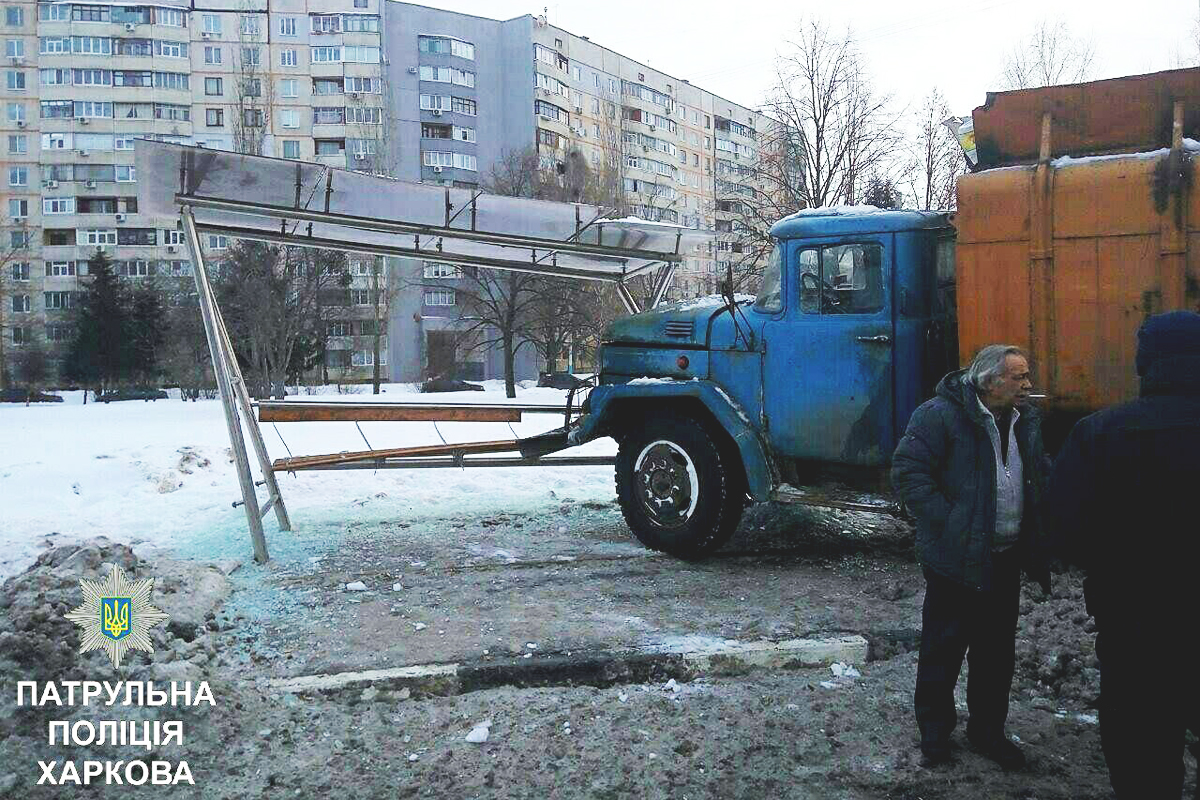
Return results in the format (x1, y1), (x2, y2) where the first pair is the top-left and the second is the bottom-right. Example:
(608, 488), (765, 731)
(181, 206), (271, 563)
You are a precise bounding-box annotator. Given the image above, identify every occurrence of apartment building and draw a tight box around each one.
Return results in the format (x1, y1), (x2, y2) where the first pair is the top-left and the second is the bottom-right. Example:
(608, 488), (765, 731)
(0, 0), (388, 385)
(382, 4), (767, 383)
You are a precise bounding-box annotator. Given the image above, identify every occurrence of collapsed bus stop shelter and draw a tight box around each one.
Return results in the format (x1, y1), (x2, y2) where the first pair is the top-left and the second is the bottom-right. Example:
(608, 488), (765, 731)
(135, 141), (712, 564)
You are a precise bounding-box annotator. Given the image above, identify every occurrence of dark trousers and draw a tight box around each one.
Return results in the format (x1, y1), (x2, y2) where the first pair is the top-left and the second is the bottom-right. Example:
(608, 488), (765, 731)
(1097, 627), (1200, 799)
(915, 548), (1022, 752)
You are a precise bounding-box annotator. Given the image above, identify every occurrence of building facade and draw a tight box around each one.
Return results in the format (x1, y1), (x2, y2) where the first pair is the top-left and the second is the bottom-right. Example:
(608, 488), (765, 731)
(1, 0), (765, 386)
(0, 0), (389, 386)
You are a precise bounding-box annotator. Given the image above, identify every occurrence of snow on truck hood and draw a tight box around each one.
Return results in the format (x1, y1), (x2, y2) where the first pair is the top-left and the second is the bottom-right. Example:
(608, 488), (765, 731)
(603, 295), (754, 348)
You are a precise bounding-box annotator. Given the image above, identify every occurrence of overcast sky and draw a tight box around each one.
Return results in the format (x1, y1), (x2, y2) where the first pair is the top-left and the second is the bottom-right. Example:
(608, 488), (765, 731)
(402, 0), (1196, 118)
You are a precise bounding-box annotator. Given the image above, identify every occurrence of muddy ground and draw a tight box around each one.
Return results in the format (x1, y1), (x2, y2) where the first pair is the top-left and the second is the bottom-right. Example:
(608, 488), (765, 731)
(1, 500), (1196, 799)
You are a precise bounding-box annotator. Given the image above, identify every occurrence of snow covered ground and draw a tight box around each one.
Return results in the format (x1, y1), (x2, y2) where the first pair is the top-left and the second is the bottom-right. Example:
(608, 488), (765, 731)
(0, 381), (617, 579)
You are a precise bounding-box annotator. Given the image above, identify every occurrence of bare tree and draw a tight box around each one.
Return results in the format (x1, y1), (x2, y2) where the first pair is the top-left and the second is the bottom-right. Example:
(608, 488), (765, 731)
(718, 19), (898, 290)
(215, 242), (350, 397)
(1000, 20), (1097, 89)
(904, 88), (964, 211)
(231, 8), (272, 156)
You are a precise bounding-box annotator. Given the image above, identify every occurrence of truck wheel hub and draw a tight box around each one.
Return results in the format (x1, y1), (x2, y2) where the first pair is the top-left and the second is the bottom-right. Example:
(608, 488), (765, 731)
(633, 440), (699, 527)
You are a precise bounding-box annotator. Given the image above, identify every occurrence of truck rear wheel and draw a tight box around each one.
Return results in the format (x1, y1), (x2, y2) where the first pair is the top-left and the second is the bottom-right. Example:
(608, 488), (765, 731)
(615, 415), (743, 559)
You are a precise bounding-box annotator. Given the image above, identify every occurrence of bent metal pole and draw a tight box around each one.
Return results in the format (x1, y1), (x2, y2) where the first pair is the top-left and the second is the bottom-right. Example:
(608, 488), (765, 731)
(180, 205), (270, 564)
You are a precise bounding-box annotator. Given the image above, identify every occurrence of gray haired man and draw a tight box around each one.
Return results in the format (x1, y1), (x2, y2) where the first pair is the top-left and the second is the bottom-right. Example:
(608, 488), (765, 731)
(892, 346), (1052, 770)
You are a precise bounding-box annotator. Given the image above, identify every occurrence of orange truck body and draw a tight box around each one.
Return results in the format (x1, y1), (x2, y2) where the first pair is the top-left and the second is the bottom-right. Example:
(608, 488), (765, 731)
(954, 68), (1200, 416)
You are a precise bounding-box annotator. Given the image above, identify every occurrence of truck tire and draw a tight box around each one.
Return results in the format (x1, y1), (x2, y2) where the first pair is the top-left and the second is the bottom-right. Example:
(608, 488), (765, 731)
(615, 415), (743, 559)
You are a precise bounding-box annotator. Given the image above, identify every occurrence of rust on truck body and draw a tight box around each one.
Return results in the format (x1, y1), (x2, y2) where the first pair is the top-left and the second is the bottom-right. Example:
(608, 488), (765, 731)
(957, 77), (1200, 415)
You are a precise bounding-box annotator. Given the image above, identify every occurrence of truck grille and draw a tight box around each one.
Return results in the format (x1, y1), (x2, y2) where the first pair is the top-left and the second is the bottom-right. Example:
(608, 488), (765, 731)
(663, 320), (694, 337)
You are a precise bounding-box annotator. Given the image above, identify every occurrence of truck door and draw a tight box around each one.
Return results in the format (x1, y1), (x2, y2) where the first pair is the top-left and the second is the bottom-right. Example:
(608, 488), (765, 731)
(762, 238), (895, 466)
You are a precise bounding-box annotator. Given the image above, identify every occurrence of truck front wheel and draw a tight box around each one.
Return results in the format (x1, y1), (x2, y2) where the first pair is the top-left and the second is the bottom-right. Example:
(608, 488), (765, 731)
(615, 416), (743, 559)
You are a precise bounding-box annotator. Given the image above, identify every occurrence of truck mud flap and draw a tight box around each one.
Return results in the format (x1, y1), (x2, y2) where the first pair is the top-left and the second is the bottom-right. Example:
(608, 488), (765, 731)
(517, 426), (573, 459)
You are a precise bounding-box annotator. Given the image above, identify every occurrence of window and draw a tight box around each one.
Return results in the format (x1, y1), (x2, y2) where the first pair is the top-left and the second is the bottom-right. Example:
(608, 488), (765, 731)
(454, 126), (475, 142)
(423, 262), (462, 278)
(327, 320), (352, 337)
(79, 230), (117, 246)
(798, 243), (885, 315)
(421, 123), (450, 139)
(345, 76), (379, 93)
(280, 48), (297, 67)
(45, 261), (76, 277)
(12, 294), (30, 313)
(46, 324), (73, 342)
(280, 108), (299, 128)
(162, 230), (184, 246)
(8, 198), (28, 218)
(153, 104), (189, 121)
(115, 165), (136, 183)
(202, 14), (221, 34)
(154, 72), (188, 91)
(204, 45), (221, 64)
(44, 291), (73, 310)
(351, 349), (384, 367)
(11, 261), (28, 281)
(282, 140), (300, 159)
(43, 197), (75, 215)
(572, 65), (581, 82)
(424, 289), (455, 306)
(535, 100), (568, 124)
(7, 165), (26, 186)
(419, 94), (448, 111)
(280, 78), (298, 98)
(39, 4), (67, 21)
(5, 70), (24, 90)
(114, 135), (136, 151)
(343, 15), (378, 32)
(314, 139), (343, 156)
(353, 0), (368, 8)
(350, 289), (372, 305)
(114, 38), (151, 56)
(349, 139), (376, 157)
(8, 102), (26, 121)
(313, 107), (344, 124)
(205, 77), (222, 96)
(241, 108), (263, 127)
(278, 16), (296, 36)
(117, 228), (156, 246)
(346, 107), (380, 124)
(418, 36), (473, 60)
(313, 78), (342, 95)
(10, 326), (28, 345)
(7, 134), (25, 154)
(112, 71), (151, 88)
(10, 230), (30, 249)
(6, 6), (24, 25)
(155, 40), (186, 58)
(241, 78), (261, 96)
(311, 45), (340, 63)
(451, 96), (476, 115)
(241, 46), (260, 66)
(311, 14), (340, 34)
(155, 8), (184, 27)
(239, 15), (259, 36)
(207, 235), (229, 250)
(343, 45), (379, 63)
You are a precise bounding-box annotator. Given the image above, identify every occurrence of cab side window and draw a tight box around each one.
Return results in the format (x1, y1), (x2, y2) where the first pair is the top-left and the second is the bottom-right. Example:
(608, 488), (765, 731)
(798, 242), (884, 315)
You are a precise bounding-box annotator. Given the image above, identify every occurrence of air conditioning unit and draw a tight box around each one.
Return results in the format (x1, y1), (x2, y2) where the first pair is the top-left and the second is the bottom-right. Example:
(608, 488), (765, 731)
(648, 126), (655, 132)
(432, 165), (443, 173)
(77, 117), (90, 125)
(14, 119), (24, 128)
(348, 92), (360, 99)
(353, 152), (366, 161)
(85, 179), (97, 189)
(115, 213), (126, 222)
(642, 145), (649, 153)
(46, 180), (59, 189)
(167, 245), (177, 253)
(200, 31), (212, 39)
(407, 66), (417, 74)
(431, 108), (442, 116)
(124, 23), (136, 31)
(78, 150), (89, 157)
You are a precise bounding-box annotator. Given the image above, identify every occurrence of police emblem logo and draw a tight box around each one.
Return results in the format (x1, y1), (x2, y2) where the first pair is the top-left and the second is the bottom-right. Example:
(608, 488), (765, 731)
(65, 564), (169, 668)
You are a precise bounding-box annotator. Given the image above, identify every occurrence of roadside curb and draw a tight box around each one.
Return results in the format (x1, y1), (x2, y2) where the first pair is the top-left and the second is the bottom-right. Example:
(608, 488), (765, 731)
(266, 634), (869, 698)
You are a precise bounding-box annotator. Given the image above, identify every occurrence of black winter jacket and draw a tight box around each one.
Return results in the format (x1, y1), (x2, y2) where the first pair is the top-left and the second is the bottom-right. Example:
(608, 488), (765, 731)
(1049, 354), (1200, 632)
(892, 369), (1052, 592)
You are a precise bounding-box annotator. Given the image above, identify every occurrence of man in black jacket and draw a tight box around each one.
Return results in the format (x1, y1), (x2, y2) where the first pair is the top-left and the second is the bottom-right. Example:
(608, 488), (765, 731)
(893, 345), (1051, 770)
(1050, 310), (1200, 799)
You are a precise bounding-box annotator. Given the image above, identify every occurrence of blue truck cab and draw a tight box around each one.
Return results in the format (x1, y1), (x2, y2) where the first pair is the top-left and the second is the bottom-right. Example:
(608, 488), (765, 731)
(570, 208), (956, 557)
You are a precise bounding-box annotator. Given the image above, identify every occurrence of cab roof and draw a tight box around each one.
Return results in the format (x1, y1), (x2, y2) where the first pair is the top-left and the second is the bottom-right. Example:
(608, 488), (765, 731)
(769, 208), (951, 240)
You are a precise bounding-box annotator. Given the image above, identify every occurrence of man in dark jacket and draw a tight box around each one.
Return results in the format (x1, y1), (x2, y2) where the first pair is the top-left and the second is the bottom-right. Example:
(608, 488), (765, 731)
(892, 345), (1051, 770)
(1050, 310), (1200, 799)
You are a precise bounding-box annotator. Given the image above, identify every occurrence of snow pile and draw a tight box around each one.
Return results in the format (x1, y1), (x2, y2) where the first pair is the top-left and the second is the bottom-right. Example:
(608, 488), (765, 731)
(778, 205), (882, 223)
(0, 383), (618, 579)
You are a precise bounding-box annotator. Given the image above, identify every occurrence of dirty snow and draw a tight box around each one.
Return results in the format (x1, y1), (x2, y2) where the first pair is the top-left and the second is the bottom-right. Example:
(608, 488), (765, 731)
(0, 381), (618, 579)
(1051, 139), (1200, 167)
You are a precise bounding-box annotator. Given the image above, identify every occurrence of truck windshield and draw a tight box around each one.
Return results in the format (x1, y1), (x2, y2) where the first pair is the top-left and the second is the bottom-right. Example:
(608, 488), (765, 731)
(754, 243), (783, 313)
